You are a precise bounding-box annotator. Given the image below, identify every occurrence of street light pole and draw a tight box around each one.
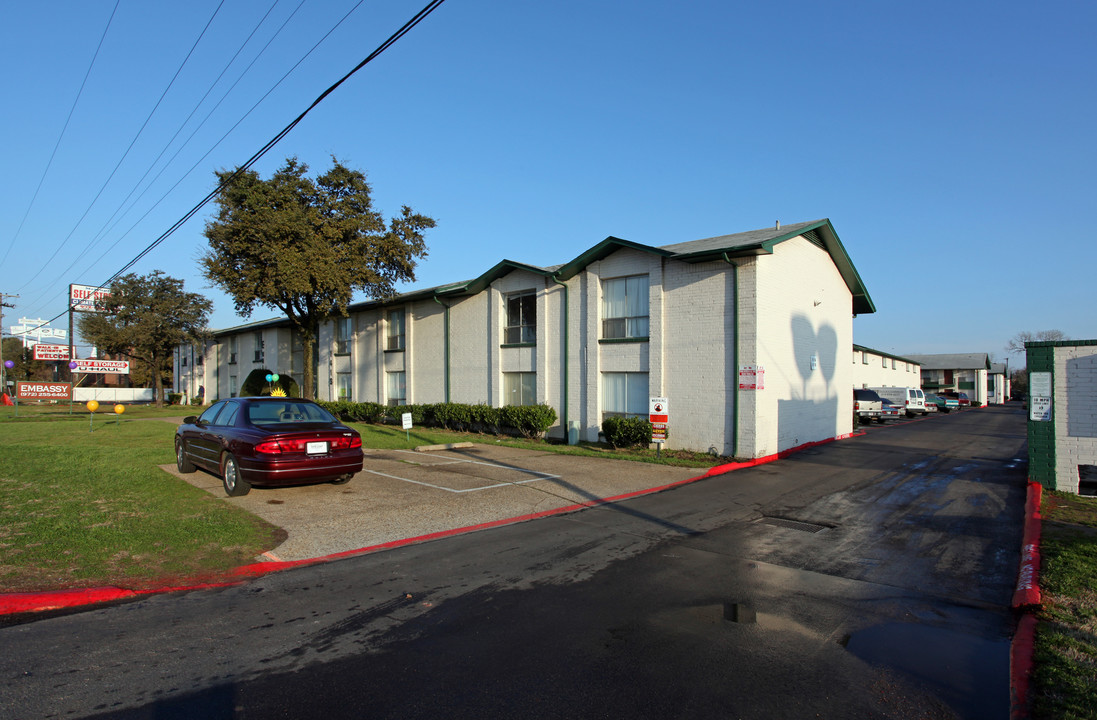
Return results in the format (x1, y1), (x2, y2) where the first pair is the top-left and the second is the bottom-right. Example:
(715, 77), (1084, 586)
(1, 293), (20, 396)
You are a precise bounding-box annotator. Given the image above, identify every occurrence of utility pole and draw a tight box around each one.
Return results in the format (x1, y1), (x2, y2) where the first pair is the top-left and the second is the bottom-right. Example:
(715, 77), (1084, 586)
(0, 293), (19, 397)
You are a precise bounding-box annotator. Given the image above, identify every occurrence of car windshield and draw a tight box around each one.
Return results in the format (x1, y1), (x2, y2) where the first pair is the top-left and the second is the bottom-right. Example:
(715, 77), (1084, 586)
(247, 401), (337, 426)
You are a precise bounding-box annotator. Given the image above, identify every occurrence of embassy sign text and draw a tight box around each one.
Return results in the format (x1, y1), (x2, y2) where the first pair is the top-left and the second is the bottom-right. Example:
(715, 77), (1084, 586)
(17, 381), (72, 400)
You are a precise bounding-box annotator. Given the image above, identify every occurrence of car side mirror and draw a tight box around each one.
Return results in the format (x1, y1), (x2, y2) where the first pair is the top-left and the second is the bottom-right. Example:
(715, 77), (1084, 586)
(183, 416), (198, 425)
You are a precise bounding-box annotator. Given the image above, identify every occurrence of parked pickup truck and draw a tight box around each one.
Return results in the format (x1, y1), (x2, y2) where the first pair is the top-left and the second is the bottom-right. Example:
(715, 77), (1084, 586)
(854, 388), (885, 425)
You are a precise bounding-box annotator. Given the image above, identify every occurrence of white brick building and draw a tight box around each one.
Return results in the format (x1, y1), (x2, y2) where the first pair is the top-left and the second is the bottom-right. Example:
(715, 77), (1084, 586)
(176, 219), (875, 459)
(852, 345), (922, 389)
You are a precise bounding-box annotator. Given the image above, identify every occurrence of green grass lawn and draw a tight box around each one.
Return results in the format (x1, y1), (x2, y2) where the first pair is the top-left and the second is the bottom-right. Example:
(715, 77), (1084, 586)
(1032, 491), (1097, 719)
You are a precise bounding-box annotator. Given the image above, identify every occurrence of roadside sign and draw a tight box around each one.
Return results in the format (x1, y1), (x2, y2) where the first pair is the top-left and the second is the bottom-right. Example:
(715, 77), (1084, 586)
(649, 397), (668, 445)
(33, 344), (71, 361)
(17, 381), (72, 401)
(402, 412), (413, 430)
(739, 365), (765, 390)
(69, 283), (111, 313)
(72, 359), (129, 375)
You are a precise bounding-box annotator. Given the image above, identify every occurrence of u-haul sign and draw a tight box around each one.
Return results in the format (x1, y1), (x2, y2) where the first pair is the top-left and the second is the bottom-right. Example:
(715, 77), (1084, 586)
(72, 359), (129, 374)
(17, 381), (72, 400)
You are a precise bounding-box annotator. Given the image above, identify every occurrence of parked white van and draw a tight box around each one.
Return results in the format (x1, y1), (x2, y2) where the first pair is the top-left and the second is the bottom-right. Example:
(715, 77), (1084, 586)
(869, 386), (926, 417)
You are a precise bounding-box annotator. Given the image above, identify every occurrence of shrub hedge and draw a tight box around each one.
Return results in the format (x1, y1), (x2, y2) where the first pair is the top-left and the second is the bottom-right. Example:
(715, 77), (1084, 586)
(318, 400), (558, 439)
(601, 416), (653, 448)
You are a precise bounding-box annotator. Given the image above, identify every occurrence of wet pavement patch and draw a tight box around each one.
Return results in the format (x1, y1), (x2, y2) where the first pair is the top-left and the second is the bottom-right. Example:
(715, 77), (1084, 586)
(844, 621), (1010, 719)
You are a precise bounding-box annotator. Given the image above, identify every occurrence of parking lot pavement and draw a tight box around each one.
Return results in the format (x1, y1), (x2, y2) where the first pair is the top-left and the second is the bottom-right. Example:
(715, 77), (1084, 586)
(160, 444), (707, 562)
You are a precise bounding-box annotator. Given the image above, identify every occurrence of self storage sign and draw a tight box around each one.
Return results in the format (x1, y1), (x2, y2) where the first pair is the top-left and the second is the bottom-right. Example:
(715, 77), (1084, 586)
(72, 359), (130, 374)
(17, 381), (72, 401)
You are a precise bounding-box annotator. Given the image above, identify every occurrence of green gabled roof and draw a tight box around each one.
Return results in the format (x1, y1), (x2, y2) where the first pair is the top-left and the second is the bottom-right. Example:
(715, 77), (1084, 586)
(659, 219), (875, 315)
(553, 236), (674, 281)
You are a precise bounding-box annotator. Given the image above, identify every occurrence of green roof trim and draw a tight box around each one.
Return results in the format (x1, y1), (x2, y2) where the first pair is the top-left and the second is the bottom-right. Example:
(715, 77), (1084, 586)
(853, 344), (920, 365)
(553, 236), (674, 281)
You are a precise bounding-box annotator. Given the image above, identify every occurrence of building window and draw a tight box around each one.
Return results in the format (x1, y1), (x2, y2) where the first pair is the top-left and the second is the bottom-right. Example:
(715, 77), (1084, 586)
(861, 352), (868, 364)
(253, 332), (264, 363)
(602, 275), (649, 339)
(229, 375), (238, 398)
(891, 359), (896, 369)
(181, 355), (188, 367)
(602, 372), (648, 419)
(228, 336), (238, 364)
(881, 356), (887, 368)
(196, 353), (203, 366)
(387, 371), (406, 406)
(505, 292), (536, 344)
(335, 316), (353, 354)
(504, 372), (536, 406)
(386, 309), (405, 351)
(336, 372), (353, 401)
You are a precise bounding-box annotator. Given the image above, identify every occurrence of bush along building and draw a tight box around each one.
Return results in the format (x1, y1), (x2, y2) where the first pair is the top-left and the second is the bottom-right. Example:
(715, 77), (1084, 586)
(175, 219), (875, 460)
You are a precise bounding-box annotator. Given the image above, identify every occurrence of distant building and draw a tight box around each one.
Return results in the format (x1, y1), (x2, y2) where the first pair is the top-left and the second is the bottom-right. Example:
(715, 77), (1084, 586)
(851, 345), (922, 389)
(988, 362), (1010, 406)
(907, 353), (992, 406)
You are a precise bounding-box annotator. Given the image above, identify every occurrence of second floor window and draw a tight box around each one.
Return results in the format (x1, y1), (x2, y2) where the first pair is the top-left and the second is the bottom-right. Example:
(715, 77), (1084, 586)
(335, 316), (353, 354)
(229, 336), (238, 364)
(602, 275), (649, 339)
(505, 292), (536, 344)
(387, 308), (405, 351)
(253, 332), (264, 363)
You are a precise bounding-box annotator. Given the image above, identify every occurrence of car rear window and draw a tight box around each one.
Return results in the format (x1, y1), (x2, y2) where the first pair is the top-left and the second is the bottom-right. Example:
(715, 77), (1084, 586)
(247, 401), (336, 425)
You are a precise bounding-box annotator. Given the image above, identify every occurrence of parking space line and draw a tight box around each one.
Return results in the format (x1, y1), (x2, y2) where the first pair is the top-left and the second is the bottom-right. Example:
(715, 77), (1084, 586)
(360, 467), (559, 493)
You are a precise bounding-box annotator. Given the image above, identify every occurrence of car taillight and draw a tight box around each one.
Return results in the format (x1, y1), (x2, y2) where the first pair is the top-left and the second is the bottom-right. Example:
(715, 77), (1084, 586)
(854, 401), (860, 410)
(255, 436), (361, 454)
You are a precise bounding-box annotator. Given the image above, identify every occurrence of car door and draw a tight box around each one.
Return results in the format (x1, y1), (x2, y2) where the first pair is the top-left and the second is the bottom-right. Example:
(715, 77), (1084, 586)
(189, 401), (228, 470)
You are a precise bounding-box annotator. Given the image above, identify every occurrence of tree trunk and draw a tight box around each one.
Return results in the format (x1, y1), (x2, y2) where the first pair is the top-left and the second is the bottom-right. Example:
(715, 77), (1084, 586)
(152, 353), (164, 407)
(301, 326), (317, 401)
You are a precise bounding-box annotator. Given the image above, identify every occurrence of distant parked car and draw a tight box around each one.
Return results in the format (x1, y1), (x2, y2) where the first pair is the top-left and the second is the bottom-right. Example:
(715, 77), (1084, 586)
(175, 397), (364, 497)
(938, 390), (971, 409)
(854, 389), (884, 425)
(879, 399), (904, 422)
(932, 393), (960, 413)
(870, 386), (926, 417)
(922, 393), (939, 413)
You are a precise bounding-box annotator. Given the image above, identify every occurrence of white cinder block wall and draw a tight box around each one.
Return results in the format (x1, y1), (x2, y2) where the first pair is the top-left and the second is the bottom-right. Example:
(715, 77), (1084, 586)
(747, 237), (854, 457)
(1054, 346), (1097, 494)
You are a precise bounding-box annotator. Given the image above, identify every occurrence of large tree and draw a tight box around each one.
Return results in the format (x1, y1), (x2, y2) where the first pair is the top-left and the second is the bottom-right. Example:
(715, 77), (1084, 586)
(77, 271), (212, 407)
(201, 157), (435, 400)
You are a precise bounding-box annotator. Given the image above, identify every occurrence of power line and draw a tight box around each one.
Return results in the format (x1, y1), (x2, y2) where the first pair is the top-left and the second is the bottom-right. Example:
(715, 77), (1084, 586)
(0, 0), (120, 268)
(14, 0), (228, 294)
(24, 0), (449, 336)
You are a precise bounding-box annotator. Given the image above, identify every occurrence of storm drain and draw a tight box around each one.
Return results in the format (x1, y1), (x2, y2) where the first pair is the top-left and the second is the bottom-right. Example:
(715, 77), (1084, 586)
(756, 516), (830, 534)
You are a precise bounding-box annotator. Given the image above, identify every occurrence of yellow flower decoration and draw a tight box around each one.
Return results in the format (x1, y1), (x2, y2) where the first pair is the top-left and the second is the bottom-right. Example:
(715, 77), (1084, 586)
(270, 387), (288, 397)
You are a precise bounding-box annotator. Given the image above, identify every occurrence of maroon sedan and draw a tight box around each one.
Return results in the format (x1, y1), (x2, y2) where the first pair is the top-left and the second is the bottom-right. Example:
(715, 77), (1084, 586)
(175, 397), (363, 496)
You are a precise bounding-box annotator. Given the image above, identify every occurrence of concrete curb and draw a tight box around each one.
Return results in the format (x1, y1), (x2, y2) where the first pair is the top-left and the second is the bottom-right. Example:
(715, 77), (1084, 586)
(1010, 480), (1044, 720)
(0, 429), (867, 618)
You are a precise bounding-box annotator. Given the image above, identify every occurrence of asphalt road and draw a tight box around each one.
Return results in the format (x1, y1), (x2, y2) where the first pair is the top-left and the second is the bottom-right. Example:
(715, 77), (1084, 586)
(0, 405), (1028, 719)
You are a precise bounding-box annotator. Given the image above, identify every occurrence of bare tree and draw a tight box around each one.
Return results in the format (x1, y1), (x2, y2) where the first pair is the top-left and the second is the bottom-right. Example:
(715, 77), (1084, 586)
(1005, 330), (1068, 356)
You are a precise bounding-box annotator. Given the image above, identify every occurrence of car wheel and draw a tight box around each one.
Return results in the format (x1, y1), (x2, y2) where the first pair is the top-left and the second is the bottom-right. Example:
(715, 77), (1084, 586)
(330, 475), (352, 485)
(175, 438), (196, 473)
(222, 453), (251, 497)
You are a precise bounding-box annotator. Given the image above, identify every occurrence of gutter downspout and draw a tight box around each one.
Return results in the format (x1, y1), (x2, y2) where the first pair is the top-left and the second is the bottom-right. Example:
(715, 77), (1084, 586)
(723, 253), (739, 458)
(550, 275), (571, 444)
(432, 295), (451, 403)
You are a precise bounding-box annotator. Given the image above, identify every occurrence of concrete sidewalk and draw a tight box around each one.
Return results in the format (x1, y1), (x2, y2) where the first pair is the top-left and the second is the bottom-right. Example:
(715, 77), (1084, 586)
(161, 443), (711, 562)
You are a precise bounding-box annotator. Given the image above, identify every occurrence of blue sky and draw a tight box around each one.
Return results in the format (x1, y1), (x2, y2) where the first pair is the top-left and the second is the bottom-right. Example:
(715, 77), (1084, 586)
(2, 0), (1094, 363)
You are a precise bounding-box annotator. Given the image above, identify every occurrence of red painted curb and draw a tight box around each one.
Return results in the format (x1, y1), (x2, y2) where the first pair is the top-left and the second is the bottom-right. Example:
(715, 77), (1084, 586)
(1010, 480), (1043, 720)
(1013, 481), (1043, 608)
(0, 430), (868, 616)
